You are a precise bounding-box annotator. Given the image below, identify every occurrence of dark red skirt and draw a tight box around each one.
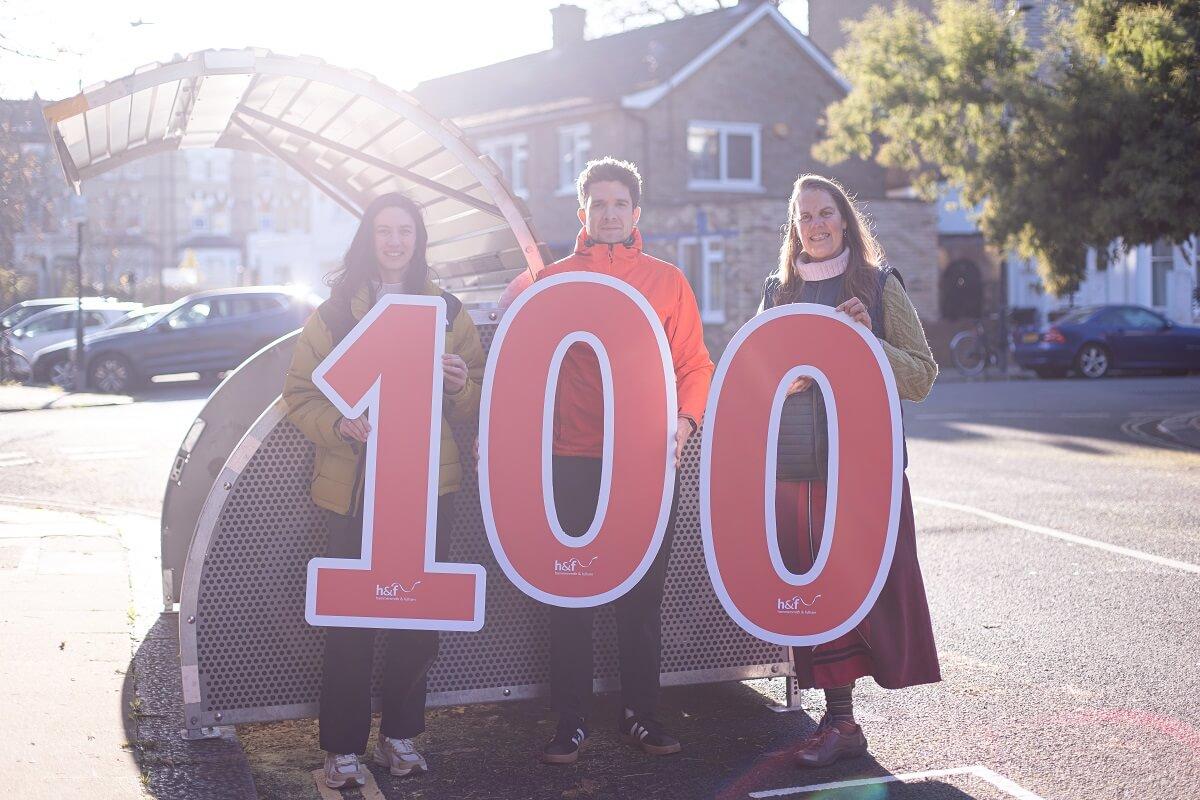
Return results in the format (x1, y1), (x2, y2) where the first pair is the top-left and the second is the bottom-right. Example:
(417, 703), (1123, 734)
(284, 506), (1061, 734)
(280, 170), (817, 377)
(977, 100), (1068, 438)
(777, 476), (941, 690)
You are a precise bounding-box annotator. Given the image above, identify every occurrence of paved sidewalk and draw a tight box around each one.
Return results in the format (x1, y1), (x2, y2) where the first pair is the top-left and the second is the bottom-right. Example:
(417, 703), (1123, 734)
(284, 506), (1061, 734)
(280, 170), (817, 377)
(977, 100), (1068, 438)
(0, 383), (133, 412)
(0, 503), (255, 799)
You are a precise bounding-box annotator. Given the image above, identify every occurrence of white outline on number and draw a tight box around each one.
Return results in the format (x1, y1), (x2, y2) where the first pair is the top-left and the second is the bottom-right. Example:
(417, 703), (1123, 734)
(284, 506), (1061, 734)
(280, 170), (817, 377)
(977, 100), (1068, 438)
(699, 302), (903, 647)
(304, 293), (487, 632)
(479, 272), (678, 609)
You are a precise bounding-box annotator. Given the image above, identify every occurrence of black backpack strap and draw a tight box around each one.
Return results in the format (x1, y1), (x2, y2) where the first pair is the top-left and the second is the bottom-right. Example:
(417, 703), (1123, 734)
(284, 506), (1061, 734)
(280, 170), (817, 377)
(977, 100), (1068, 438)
(317, 294), (357, 347)
(873, 266), (904, 340)
(440, 290), (463, 332)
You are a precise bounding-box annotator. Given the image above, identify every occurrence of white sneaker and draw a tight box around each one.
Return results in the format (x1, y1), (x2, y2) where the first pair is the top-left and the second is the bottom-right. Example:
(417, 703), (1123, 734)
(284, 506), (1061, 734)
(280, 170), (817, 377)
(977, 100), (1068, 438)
(323, 752), (367, 789)
(373, 735), (428, 776)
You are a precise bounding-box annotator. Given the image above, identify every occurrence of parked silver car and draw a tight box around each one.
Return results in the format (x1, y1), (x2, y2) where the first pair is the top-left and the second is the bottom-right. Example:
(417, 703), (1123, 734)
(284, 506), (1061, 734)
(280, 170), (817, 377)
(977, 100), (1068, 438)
(6, 301), (141, 378)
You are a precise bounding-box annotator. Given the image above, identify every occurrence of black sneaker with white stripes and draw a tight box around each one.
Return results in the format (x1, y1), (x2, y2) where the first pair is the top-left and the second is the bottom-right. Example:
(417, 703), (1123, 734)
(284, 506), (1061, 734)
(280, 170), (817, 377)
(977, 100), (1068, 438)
(618, 710), (682, 756)
(541, 719), (588, 764)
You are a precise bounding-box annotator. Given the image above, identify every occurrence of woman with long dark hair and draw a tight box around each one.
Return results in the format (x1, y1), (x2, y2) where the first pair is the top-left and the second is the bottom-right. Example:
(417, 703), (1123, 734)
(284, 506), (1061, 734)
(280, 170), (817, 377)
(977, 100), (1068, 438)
(283, 192), (485, 788)
(760, 174), (941, 769)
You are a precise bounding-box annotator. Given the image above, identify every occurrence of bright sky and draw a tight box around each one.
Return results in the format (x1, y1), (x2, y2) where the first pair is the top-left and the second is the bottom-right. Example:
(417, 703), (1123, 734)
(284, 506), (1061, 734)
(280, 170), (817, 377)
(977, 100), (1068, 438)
(0, 0), (807, 100)
(0, 0), (806, 100)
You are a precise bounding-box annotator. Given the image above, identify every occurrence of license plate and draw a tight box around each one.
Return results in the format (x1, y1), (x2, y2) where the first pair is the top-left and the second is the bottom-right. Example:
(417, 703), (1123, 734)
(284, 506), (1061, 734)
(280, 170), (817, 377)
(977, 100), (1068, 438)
(1022, 332), (1039, 343)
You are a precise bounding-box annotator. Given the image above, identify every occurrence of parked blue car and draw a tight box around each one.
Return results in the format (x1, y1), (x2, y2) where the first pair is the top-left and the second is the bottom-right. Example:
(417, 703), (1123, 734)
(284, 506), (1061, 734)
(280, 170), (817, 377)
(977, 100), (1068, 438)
(69, 287), (319, 393)
(1013, 304), (1200, 378)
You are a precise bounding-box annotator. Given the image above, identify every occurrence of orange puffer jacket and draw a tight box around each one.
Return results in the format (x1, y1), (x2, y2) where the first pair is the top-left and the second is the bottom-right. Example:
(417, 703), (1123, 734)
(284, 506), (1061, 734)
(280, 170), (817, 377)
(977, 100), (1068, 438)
(537, 227), (714, 458)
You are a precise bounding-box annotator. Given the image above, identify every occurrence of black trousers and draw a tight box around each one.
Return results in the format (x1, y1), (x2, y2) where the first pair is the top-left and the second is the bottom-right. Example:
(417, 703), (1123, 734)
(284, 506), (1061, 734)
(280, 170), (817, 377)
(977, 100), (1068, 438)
(318, 494), (455, 754)
(548, 455), (680, 723)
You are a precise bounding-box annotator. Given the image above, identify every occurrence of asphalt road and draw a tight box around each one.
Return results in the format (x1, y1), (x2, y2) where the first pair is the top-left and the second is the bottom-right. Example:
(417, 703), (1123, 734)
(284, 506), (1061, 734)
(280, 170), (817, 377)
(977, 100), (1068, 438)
(2, 373), (1198, 799)
(0, 383), (209, 515)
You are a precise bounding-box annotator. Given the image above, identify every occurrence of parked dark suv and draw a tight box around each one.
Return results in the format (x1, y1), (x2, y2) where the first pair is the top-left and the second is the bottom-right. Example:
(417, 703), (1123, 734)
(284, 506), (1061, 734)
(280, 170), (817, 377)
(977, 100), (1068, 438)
(80, 287), (319, 392)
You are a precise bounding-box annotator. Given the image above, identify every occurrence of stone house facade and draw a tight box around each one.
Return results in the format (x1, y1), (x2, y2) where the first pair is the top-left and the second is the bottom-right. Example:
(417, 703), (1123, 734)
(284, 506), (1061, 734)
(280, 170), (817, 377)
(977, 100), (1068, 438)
(412, 0), (939, 355)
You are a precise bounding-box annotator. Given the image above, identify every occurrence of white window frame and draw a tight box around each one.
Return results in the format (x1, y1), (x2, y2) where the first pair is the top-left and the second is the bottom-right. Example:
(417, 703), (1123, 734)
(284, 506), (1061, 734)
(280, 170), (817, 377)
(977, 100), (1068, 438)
(478, 133), (529, 199)
(1150, 238), (1174, 308)
(556, 123), (591, 196)
(686, 121), (762, 192)
(678, 235), (727, 324)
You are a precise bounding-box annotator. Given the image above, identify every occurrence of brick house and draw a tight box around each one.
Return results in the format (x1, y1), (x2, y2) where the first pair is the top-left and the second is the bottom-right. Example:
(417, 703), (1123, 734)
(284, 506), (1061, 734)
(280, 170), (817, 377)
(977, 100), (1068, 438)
(411, 0), (939, 355)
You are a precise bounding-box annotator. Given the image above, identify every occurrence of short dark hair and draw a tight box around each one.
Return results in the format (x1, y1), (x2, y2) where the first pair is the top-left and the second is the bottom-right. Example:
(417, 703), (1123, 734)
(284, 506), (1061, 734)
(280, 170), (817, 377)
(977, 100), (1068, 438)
(576, 157), (643, 209)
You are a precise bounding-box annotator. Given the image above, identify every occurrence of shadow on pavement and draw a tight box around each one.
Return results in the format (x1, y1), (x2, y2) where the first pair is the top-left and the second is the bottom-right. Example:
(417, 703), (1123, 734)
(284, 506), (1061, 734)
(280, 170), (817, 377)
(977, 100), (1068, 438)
(903, 374), (1200, 453)
(235, 679), (983, 800)
(126, 613), (257, 799)
(128, 379), (219, 404)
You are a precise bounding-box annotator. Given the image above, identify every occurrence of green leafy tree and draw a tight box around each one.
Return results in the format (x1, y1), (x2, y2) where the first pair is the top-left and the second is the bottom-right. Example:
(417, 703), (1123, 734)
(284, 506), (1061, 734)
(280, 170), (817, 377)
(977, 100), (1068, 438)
(815, 0), (1200, 296)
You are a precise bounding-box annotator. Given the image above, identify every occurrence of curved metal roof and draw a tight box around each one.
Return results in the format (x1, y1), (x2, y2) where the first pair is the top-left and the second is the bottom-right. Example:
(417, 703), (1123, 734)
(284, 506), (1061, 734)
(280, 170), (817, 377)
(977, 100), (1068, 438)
(41, 48), (545, 304)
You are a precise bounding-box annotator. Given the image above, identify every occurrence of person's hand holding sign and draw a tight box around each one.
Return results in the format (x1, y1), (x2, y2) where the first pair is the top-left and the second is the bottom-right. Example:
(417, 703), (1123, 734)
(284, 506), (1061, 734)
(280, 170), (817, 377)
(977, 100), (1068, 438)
(786, 376), (812, 395)
(836, 296), (871, 329)
(337, 414), (371, 443)
(442, 353), (469, 394)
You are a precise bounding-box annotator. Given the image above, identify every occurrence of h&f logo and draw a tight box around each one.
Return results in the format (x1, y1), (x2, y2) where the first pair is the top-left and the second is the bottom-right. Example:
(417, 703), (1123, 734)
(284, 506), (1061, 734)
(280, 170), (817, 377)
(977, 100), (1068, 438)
(375, 581), (420, 602)
(553, 556), (599, 576)
(776, 594), (821, 615)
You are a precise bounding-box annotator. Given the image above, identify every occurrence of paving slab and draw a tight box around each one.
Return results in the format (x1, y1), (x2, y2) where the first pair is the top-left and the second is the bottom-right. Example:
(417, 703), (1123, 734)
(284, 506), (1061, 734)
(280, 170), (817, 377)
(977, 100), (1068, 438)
(0, 503), (257, 800)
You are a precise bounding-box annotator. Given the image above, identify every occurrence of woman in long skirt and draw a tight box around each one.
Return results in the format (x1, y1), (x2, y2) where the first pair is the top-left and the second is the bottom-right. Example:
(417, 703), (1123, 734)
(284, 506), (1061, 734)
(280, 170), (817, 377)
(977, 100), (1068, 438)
(760, 174), (941, 769)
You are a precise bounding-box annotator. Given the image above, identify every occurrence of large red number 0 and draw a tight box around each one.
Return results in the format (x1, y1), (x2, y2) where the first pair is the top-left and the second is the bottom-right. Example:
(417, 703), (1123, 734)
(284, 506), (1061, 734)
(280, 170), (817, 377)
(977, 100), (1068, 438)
(305, 296), (485, 631)
(480, 273), (677, 607)
(700, 304), (902, 645)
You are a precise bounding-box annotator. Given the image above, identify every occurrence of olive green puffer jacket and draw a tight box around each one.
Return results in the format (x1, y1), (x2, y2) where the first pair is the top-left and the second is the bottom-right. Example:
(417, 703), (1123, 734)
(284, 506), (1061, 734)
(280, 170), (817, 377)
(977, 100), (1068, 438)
(283, 281), (485, 515)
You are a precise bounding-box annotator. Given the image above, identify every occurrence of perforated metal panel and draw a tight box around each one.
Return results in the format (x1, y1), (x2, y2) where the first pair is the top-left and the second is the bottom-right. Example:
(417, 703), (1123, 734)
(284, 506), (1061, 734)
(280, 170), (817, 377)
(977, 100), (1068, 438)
(180, 323), (789, 728)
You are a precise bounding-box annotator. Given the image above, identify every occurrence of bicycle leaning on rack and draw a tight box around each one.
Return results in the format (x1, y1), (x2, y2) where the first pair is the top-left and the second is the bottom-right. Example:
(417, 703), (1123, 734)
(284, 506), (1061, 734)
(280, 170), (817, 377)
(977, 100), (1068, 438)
(949, 314), (1010, 377)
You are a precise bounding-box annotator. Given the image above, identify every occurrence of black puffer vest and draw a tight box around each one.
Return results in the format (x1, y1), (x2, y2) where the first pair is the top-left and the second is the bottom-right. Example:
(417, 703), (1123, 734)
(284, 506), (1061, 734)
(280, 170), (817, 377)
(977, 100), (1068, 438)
(761, 266), (909, 477)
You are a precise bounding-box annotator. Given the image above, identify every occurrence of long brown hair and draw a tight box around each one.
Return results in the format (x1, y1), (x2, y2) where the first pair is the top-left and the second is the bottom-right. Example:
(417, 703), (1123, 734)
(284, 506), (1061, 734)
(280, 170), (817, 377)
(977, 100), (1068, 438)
(773, 174), (884, 308)
(326, 192), (430, 303)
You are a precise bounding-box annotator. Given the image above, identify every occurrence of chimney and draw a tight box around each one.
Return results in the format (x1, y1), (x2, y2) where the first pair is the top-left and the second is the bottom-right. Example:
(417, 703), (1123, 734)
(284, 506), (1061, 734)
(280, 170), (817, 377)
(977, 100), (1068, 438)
(551, 4), (586, 49)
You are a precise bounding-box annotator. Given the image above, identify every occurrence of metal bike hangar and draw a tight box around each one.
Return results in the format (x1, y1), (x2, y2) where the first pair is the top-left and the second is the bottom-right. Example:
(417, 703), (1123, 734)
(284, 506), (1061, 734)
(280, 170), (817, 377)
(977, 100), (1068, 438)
(43, 49), (795, 738)
(42, 48), (544, 608)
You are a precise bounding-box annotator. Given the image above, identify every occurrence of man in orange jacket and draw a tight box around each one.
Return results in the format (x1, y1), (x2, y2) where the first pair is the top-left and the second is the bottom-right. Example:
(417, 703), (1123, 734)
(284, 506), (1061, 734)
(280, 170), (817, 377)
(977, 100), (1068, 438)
(537, 157), (714, 765)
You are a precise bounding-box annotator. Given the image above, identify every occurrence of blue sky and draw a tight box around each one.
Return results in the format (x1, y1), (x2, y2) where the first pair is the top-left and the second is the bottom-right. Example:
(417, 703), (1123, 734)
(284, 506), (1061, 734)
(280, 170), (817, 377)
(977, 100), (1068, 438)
(0, 0), (807, 100)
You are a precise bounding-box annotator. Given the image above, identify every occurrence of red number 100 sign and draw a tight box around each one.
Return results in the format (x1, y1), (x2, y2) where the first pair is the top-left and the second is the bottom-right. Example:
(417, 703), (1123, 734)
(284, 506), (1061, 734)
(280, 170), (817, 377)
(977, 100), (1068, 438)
(305, 296), (486, 631)
(303, 280), (902, 647)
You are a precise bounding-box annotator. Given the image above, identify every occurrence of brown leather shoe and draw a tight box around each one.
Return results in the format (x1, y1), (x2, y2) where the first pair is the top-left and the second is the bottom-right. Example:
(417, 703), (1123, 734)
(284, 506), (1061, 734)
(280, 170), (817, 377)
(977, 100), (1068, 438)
(793, 720), (868, 769)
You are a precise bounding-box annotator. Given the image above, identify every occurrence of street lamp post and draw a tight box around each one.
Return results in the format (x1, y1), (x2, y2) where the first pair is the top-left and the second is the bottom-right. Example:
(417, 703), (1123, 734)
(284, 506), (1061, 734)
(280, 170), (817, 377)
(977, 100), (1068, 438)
(72, 220), (85, 392)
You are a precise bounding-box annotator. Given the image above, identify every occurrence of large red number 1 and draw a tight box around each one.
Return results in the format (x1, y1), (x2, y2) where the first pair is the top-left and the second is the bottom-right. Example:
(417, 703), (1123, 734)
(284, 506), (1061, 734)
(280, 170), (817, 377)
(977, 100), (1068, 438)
(479, 273), (677, 608)
(305, 296), (485, 631)
(700, 303), (903, 646)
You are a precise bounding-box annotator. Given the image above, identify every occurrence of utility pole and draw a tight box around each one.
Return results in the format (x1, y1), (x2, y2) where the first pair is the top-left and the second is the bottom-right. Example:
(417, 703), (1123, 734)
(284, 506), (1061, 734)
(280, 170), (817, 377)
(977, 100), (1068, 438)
(72, 221), (85, 392)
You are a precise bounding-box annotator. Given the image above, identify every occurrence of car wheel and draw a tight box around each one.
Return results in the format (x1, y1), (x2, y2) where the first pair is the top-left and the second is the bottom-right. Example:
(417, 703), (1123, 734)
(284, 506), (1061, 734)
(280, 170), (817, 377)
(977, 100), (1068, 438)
(1034, 367), (1067, 379)
(89, 353), (135, 393)
(1075, 343), (1110, 379)
(49, 358), (78, 389)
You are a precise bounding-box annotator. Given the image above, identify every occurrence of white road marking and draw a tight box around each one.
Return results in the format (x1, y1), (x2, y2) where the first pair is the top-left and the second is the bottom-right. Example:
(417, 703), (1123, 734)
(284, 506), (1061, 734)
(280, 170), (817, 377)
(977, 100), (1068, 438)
(916, 496), (1200, 575)
(65, 452), (144, 462)
(59, 446), (146, 462)
(913, 411), (1113, 421)
(749, 764), (1045, 799)
(0, 452), (35, 468)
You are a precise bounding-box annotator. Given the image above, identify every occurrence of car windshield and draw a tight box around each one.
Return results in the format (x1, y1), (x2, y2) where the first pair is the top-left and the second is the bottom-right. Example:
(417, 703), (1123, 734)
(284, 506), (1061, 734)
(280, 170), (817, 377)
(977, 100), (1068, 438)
(1, 305), (61, 330)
